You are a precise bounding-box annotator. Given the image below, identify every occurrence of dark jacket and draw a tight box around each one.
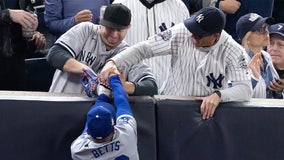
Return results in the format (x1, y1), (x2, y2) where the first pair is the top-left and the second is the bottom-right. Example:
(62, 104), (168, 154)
(0, 0), (37, 58)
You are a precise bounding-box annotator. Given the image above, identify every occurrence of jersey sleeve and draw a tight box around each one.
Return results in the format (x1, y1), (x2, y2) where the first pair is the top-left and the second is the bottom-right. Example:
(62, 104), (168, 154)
(116, 114), (137, 135)
(55, 22), (98, 58)
(109, 75), (133, 117)
(111, 24), (182, 69)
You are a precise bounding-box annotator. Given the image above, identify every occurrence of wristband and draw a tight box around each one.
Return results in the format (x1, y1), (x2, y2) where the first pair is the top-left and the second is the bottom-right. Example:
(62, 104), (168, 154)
(213, 90), (221, 98)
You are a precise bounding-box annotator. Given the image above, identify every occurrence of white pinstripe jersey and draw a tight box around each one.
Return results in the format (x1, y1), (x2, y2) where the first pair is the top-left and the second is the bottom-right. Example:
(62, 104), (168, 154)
(112, 0), (190, 90)
(71, 115), (139, 160)
(49, 22), (154, 94)
(112, 23), (251, 98)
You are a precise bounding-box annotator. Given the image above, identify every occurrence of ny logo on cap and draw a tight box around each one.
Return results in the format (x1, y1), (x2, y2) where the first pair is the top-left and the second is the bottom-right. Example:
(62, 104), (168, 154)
(196, 14), (204, 23)
(248, 13), (260, 22)
(277, 24), (283, 31)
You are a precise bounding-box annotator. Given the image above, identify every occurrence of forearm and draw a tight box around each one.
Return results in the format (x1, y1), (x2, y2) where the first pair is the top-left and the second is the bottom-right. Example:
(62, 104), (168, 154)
(63, 58), (90, 74)
(131, 78), (158, 96)
(111, 42), (153, 69)
(47, 45), (89, 74)
(221, 80), (253, 102)
(110, 75), (133, 117)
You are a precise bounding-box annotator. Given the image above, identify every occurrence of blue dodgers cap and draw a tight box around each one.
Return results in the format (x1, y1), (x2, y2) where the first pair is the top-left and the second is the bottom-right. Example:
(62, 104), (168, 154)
(269, 23), (284, 38)
(184, 7), (225, 37)
(87, 102), (116, 140)
(236, 13), (274, 41)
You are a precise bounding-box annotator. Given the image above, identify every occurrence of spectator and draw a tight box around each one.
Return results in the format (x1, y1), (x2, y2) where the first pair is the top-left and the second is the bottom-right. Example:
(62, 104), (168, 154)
(71, 74), (139, 159)
(47, 4), (157, 96)
(215, 0), (274, 43)
(236, 13), (282, 98)
(267, 23), (284, 95)
(100, 7), (253, 119)
(112, 0), (189, 90)
(44, 0), (109, 38)
(0, 0), (46, 90)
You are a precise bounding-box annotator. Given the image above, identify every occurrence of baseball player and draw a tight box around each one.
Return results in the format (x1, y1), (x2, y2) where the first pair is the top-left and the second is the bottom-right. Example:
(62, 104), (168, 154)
(71, 74), (139, 160)
(47, 4), (157, 96)
(100, 7), (253, 120)
(112, 0), (189, 90)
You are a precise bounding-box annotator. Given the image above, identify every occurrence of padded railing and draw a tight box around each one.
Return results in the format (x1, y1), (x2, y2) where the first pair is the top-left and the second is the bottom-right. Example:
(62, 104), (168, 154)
(1, 92), (284, 160)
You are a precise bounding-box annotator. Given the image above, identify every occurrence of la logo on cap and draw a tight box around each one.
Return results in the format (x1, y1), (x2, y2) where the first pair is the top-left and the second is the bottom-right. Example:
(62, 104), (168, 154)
(196, 14), (204, 23)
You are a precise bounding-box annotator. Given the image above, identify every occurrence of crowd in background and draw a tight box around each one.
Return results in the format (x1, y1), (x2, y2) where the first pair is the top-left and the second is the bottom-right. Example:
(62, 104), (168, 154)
(1, 0), (284, 99)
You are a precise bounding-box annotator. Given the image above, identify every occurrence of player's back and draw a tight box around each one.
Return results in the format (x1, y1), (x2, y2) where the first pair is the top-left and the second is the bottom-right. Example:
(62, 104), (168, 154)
(71, 115), (138, 160)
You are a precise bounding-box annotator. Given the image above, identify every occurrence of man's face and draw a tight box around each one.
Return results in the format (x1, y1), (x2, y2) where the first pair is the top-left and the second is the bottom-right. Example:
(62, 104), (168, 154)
(267, 34), (284, 67)
(191, 33), (220, 48)
(100, 25), (129, 50)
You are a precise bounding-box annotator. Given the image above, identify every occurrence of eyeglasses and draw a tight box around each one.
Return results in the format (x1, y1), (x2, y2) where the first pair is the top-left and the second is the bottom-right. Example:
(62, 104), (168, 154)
(256, 25), (268, 34)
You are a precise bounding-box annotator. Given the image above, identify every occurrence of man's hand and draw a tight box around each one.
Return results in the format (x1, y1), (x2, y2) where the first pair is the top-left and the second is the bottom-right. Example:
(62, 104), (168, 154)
(32, 32), (46, 50)
(9, 9), (38, 30)
(219, 0), (241, 14)
(74, 9), (93, 24)
(195, 93), (221, 120)
(269, 78), (284, 93)
(99, 60), (121, 83)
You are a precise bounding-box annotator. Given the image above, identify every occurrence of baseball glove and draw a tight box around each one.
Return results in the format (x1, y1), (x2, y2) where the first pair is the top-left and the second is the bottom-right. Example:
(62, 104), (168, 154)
(81, 68), (99, 97)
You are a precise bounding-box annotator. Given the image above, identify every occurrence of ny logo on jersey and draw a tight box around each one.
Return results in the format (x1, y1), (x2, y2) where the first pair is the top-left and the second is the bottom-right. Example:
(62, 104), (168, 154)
(159, 22), (175, 32)
(206, 73), (224, 89)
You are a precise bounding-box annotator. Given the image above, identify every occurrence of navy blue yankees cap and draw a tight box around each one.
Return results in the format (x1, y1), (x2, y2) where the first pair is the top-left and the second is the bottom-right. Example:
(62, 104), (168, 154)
(269, 23), (284, 38)
(184, 7), (226, 37)
(236, 13), (274, 41)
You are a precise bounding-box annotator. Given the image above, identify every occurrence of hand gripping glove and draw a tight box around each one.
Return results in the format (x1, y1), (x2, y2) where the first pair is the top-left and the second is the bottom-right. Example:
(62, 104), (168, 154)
(81, 69), (99, 97)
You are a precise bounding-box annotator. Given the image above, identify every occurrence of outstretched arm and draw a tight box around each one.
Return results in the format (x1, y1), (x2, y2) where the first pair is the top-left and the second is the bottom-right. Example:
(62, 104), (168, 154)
(109, 75), (133, 117)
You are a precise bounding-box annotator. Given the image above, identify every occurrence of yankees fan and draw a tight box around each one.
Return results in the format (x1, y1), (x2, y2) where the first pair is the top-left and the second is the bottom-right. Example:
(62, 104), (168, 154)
(112, 0), (189, 90)
(236, 13), (283, 99)
(46, 4), (157, 96)
(100, 7), (253, 120)
(71, 74), (139, 160)
(267, 23), (284, 95)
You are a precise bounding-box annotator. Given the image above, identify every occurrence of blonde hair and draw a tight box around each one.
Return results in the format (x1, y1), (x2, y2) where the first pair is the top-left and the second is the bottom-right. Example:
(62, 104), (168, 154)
(241, 31), (252, 50)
